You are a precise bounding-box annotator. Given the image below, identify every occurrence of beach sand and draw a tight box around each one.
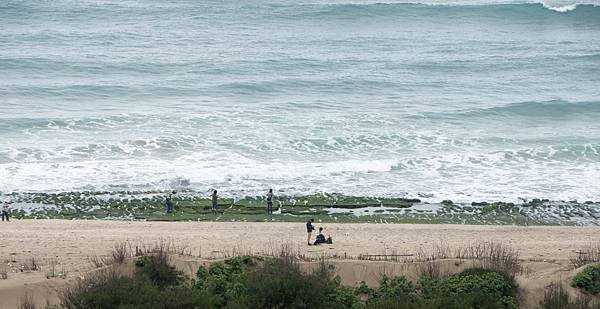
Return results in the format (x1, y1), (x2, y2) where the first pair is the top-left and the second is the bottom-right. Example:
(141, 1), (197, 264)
(1, 220), (598, 308)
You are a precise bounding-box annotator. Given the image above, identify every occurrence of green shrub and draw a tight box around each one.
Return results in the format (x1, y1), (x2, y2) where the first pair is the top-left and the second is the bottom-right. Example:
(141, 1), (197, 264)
(194, 257), (361, 309)
(366, 268), (517, 309)
(355, 280), (375, 296)
(437, 268), (517, 298)
(61, 268), (217, 309)
(62, 254), (521, 309)
(193, 256), (256, 304)
(378, 275), (417, 298)
(572, 264), (600, 295)
(135, 255), (183, 287)
(432, 268), (518, 309)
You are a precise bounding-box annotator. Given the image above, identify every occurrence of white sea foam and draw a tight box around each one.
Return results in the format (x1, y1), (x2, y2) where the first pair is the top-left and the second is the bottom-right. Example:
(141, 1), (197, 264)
(542, 1), (578, 11)
(1, 147), (599, 203)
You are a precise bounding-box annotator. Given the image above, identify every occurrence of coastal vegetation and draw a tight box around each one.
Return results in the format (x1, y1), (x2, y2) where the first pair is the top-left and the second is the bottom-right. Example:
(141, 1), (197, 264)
(59, 255), (519, 309)
(572, 264), (600, 295)
(14, 240), (600, 308)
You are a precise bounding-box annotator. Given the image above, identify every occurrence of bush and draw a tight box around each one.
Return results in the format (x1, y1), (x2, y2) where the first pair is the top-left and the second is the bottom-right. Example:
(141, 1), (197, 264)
(61, 253), (520, 309)
(431, 268), (518, 309)
(62, 256), (216, 309)
(437, 268), (517, 297)
(63, 273), (216, 308)
(366, 275), (420, 308)
(366, 268), (518, 309)
(572, 264), (600, 295)
(194, 257), (361, 309)
(135, 255), (183, 287)
(193, 256), (256, 304)
(355, 281), (375, 296)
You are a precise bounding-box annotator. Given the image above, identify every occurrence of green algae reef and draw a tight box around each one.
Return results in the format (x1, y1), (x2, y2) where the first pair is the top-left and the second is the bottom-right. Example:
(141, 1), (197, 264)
(4, 191), (600, 225)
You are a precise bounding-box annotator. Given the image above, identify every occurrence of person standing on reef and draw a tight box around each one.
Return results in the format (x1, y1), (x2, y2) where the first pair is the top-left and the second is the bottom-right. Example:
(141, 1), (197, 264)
(266, 188), (274, 215)
(211, 190), (218, 213)
(165, 191), (175, 214)
(1, 198), (11, 222)
(306, 218), (315, 245)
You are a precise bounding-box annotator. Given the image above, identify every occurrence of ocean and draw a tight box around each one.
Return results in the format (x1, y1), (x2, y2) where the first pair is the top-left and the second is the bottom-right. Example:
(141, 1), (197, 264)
(1, 0), (599, 202)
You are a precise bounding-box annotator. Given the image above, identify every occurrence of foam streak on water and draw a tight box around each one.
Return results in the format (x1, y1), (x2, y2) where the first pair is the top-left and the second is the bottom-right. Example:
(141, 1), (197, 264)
(1, 0), (600, 202)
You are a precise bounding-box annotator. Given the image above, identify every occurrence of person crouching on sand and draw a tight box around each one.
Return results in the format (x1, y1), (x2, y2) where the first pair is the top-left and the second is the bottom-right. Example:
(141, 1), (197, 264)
(306, 218), (315, 245)
(211, 190), (218, 213)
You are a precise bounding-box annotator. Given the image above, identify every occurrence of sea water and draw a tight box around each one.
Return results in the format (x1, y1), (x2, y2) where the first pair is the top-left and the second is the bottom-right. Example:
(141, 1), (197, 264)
(1, 0), (599, 202)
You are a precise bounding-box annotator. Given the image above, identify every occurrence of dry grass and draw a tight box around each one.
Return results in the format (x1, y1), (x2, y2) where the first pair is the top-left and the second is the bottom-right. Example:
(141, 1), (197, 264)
(413, 242), (452, 279)
(0, 266), (7, 279)
(357, 241), (522, 279)
(88, 241), (131, 268)
(60, 267), (124, 309)
(570, 243), (600, 268)
(22, 257), (40, 272)
(219, 242), (315, 261)
(88, 238), (194, 268)
(539, 281), (600, 309)
(45, 259), (67, 279)
(417, 259), (442, 279)
(454, 241), (522, 278)
(111, 242), (129, 264)
(19, 292), (36, 309)
(45, 259), (57, 278)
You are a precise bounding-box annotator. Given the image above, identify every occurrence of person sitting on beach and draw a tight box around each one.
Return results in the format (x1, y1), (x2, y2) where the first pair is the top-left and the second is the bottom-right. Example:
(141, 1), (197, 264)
(314, 227), (326, 245)
(266, 189), (274, 215)
(306, 218), (315, 245)
(211, 190), (218, 213)
(313, 227), (333, 245)
(2, 198), (11, 222)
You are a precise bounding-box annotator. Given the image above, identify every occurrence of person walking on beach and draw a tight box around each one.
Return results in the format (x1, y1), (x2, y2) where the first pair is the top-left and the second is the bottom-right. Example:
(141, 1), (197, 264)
(306, 218), (315, 245)
(2, 198), (11, 222)
(211, 190), (218, 213)
(266, 189), (274, 215)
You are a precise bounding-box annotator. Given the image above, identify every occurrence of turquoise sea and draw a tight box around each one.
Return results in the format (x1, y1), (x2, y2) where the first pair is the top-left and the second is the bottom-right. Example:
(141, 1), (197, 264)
(1, 0), (599, 202)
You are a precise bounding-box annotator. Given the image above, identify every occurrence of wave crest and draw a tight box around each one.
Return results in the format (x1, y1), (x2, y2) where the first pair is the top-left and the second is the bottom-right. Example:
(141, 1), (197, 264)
(542, 2), (578, 12)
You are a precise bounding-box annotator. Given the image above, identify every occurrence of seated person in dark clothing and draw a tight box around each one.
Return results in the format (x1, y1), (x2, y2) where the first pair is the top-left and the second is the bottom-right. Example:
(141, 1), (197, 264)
(314, 227), (332, 245)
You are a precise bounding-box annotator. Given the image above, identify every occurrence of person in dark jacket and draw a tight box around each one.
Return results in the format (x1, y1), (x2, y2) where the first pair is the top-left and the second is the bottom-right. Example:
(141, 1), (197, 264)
(165, 191), (175, 214)
(266, 189), (274, 215)
(306, 218), (315, 245)
(314, 227), (326, 245)
(211, 190), (218, 213)
(1, 198), (11, 222)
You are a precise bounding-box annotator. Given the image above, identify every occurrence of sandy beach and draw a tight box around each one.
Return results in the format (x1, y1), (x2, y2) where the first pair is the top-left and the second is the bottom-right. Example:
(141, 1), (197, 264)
(1, 220), (599, 308)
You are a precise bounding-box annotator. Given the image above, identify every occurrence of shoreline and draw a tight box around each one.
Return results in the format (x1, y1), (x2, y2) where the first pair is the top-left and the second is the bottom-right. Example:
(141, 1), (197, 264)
(2, 191), (599, 225)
